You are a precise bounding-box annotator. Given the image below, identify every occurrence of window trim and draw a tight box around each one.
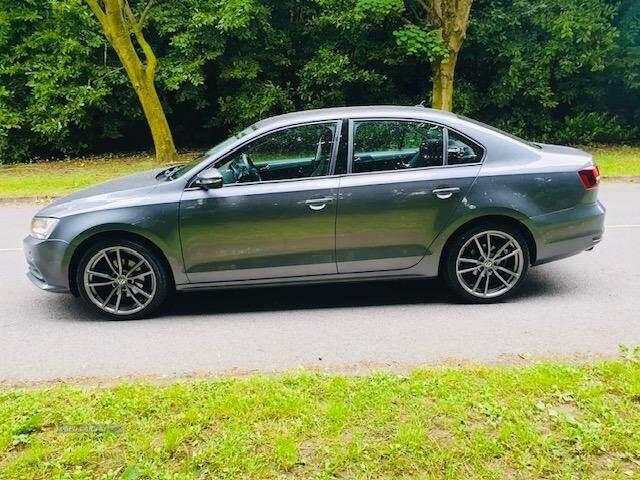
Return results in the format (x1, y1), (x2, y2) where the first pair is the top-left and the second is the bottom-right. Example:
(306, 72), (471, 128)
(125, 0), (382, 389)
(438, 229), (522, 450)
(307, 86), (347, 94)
(346, 117), (486, 176)
(186, 119), (343, 189)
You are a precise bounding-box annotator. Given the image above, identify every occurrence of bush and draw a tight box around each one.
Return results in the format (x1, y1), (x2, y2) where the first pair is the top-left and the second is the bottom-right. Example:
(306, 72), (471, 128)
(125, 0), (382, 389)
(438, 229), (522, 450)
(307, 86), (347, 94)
(555, 113), (638, 145)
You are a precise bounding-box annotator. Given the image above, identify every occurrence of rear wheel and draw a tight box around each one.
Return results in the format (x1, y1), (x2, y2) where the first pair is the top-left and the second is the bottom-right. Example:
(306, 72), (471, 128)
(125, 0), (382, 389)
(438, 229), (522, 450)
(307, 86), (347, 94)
(442, 223), (530, 303)
(76, 239), (170, 319)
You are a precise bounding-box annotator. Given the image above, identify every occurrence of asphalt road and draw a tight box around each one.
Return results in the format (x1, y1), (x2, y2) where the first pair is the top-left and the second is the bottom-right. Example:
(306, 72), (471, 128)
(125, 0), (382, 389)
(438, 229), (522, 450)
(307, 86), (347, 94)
(1, 183), (639, 383)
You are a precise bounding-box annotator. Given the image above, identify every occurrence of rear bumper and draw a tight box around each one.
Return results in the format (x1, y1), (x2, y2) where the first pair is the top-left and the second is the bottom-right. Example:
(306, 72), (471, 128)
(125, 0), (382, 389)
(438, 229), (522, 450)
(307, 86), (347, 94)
(23, 236), (70, 293)
(532, 200), (605, 265)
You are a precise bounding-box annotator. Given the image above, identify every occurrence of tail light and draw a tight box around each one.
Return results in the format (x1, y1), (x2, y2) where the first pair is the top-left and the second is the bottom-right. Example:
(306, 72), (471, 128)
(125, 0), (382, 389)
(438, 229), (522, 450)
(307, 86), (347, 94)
(578, 165), (600, 189)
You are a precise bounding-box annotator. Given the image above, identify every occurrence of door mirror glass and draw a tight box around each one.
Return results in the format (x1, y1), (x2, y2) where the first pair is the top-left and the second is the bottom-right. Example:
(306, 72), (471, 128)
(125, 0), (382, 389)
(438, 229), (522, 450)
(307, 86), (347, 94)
(195, 167), (223, 189)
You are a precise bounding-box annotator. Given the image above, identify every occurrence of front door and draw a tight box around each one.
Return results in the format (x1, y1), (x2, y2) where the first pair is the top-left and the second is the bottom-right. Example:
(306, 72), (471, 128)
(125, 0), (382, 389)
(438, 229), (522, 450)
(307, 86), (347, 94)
(336, 119), (483, 273)
(180, 121), (341, 283)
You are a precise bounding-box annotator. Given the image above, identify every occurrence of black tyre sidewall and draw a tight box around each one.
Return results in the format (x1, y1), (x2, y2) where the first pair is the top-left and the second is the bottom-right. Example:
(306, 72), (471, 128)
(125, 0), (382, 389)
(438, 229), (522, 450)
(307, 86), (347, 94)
(75, 239), (169, 320)
(442, 223), (530, 304)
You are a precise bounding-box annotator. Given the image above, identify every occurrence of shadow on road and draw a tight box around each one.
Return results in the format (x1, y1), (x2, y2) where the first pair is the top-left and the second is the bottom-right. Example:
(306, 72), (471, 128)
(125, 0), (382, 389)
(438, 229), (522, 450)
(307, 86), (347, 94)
(162, 267), (562, 317)
(58, 266), (563, 321)
(169, 278), (453, 316)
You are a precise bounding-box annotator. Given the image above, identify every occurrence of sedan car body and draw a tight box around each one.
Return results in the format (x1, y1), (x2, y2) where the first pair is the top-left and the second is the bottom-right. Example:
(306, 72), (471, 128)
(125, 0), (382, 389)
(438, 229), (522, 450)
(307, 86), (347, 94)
(24, 106), (605, 318)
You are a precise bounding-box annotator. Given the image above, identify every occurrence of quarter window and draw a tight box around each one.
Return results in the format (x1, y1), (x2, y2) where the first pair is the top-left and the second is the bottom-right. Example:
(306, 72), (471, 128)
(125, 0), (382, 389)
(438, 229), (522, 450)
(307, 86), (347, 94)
(447, 130), (483, 165)
(216, 122), (338, 185)
(352, 120), (444, 173)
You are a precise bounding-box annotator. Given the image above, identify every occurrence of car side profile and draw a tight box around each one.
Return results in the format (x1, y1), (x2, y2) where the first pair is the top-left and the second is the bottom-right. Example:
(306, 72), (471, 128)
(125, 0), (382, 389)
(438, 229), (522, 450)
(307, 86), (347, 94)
(24, 106), (605, 319)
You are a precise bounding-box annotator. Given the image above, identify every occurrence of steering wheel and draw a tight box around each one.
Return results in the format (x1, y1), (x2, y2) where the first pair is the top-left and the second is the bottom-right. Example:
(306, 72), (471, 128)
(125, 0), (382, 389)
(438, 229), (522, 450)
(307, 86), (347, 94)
(230, 154), (261, 183)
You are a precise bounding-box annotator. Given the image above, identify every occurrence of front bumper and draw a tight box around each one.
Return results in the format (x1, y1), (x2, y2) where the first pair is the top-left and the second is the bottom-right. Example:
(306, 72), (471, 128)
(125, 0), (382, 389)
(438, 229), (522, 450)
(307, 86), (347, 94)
(23, 235), (70, 293)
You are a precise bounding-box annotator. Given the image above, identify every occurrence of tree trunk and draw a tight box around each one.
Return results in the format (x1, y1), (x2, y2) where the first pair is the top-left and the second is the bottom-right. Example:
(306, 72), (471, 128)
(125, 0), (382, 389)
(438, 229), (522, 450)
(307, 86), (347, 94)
(86, 0), (177, 163)
(431, 51), (458, 111)
(132, 77), (176, 164)
(424, 0), (473, 112)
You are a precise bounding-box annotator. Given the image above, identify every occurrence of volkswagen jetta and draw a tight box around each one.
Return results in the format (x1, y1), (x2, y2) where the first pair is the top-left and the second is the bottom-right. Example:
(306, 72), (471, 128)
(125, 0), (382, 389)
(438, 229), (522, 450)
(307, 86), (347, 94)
(24, 106), (605, 319)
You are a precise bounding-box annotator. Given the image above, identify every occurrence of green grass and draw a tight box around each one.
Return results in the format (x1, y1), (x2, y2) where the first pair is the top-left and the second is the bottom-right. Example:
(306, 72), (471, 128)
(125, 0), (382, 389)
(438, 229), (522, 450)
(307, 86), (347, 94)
(2, 361), (640, 479)
(586, 146), (640, 177)
(0, 152), (199, 199)
(0, 146), (638, 199)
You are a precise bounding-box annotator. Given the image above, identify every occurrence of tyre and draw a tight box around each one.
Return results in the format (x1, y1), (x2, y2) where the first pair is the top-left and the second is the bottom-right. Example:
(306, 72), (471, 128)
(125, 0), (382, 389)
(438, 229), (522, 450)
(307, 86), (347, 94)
(441, 222), (530, 303)
(75, 238), (170, 319)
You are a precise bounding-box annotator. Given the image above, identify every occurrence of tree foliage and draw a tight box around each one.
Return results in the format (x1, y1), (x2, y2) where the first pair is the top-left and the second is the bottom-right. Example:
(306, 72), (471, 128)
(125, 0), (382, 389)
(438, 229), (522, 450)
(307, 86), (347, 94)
(459, 0), (639, 144)
(0, 0), (638, 163)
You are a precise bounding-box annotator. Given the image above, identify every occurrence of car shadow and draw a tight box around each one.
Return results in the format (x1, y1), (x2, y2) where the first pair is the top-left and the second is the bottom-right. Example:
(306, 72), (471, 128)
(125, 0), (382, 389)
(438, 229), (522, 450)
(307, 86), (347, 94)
(162, 267), (561, 317)
(167, 278), (452, 316)
(60, 266), (563, 321)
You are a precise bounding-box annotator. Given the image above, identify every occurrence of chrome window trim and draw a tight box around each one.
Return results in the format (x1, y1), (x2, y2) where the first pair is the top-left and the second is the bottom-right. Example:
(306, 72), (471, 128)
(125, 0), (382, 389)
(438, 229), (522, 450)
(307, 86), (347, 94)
(346, 117), (486, 175)
(186, 119), (343, 189)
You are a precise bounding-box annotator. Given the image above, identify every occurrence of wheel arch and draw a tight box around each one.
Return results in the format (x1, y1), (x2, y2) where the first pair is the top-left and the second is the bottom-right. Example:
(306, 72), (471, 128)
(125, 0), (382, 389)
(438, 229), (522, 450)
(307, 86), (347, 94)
(436, 214), (537, 276)
(68, 230), (176, 296)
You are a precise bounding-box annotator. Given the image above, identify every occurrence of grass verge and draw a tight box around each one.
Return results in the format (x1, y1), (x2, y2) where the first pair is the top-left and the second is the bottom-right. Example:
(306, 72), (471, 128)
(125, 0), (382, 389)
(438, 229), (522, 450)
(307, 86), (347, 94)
(588, 146), (640, 177)
(2, 361), (640, 479)
(0, 146), (638, 199)
(0, 152), (198, 199)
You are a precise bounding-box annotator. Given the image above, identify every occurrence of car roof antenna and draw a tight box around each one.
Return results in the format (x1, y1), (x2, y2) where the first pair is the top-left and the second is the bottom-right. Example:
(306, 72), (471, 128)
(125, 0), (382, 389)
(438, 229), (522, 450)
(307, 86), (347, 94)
(415, 100), (427, 108)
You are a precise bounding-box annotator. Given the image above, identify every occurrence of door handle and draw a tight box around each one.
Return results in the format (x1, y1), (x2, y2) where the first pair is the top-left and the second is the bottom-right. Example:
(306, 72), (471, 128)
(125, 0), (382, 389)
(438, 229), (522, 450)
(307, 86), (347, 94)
(305, 197), (334, 211)
(432, 187), (461, 199)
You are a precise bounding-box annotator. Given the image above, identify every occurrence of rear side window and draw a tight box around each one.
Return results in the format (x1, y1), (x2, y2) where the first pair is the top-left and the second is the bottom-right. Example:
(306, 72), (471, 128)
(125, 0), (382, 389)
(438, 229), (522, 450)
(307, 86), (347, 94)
(352, 120), (444, 173)
(447, 130), (484, 165)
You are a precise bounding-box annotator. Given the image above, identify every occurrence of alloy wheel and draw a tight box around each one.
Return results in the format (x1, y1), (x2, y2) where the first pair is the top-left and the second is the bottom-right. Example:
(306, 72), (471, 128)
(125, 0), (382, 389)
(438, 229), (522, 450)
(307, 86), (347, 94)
(455, 230), (524, 299)
(83, 246), (157, 316)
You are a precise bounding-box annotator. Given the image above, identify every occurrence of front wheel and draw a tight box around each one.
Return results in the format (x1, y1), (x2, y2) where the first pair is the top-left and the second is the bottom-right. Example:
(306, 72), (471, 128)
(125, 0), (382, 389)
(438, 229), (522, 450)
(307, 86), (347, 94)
(76, 239), (170, 319)
(442, 223), (530, 303)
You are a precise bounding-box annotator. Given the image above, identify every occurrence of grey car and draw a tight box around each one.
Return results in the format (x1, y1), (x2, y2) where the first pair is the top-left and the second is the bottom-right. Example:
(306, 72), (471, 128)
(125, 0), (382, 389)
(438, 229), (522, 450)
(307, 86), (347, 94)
(24, 106), (605, 319)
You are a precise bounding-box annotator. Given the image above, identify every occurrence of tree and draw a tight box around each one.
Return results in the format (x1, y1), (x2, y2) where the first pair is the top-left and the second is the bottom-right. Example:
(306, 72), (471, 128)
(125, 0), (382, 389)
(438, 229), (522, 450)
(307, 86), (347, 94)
(425, 0), (473, 111)
(85, 0), (176, 163)
(396, 0), (473, 111)
(2, 0), (638, 164)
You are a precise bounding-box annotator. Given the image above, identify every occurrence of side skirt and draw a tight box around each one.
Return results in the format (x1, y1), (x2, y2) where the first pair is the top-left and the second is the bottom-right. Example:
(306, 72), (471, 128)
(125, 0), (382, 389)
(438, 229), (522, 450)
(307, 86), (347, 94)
(175, 272), (433, 292)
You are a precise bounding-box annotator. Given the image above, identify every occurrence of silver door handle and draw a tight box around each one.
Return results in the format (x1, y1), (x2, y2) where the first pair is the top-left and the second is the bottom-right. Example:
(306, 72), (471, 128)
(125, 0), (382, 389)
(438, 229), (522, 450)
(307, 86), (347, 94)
(305, 197), (334, 211)
(432, 187), (460, 199)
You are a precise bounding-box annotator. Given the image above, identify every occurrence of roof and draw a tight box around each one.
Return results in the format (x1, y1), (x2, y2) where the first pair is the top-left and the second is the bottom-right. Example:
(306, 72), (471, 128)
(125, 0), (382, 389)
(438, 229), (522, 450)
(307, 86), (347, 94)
(253, 105), (458, 130)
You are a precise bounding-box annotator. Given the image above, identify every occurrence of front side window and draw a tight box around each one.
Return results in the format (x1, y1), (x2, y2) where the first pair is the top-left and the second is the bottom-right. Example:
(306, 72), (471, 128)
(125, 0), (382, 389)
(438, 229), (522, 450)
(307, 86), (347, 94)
(216, 122), (338, 185)
(352, 120), (444, 173)
(447, 130), (484, 165)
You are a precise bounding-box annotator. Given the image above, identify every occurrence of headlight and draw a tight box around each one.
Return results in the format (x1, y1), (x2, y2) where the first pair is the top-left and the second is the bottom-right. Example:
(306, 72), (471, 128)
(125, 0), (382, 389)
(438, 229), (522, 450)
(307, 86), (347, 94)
(30, 217), (59, 240)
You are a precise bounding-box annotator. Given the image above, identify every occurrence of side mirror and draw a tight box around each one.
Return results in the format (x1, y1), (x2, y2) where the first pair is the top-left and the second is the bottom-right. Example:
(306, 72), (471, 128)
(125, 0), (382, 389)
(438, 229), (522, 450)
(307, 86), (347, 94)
(195, 167), (223, 189)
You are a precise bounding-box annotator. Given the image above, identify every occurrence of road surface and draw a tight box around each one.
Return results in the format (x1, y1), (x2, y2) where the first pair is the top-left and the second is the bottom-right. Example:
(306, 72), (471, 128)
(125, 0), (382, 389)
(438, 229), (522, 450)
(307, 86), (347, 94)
(1, 183), (639, 383)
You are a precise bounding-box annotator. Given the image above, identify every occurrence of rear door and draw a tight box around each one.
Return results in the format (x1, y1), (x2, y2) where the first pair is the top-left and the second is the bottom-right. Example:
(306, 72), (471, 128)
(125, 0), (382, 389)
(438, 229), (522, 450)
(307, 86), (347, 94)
(336, 119), (483, 273)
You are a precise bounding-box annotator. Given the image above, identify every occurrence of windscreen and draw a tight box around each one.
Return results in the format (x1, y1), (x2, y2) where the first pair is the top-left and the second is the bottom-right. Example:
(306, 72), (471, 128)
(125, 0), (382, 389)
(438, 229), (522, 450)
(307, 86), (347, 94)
(169, 124), (258, 180)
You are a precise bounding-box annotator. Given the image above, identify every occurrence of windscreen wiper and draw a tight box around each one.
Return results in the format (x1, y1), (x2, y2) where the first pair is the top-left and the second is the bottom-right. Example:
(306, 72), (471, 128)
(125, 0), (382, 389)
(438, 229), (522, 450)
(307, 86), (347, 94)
(156, 165), (183, 180)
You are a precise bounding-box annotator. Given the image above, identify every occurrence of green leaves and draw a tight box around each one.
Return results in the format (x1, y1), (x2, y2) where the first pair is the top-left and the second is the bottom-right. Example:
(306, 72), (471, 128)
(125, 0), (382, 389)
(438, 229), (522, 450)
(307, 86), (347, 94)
(0, 0), (638, 163)
(0, 0), (127, 162)
(460, 0), (634, 142)
(299, 48), (384, 106)
(218, 82), (294, 127)
(393, 24), (449, 62)
(354, 0), (404, 22)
